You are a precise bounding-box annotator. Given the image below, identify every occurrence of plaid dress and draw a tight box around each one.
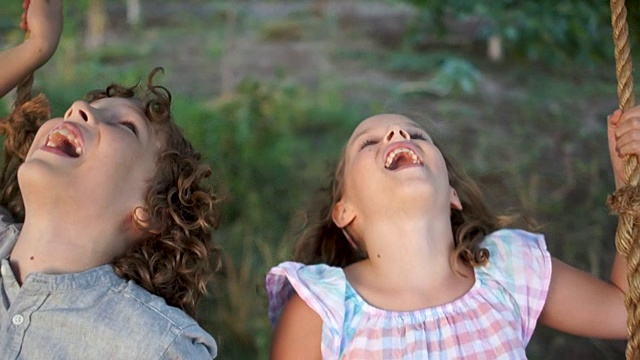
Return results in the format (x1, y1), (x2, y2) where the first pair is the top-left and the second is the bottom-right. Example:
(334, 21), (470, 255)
(266, 229), (551, 360)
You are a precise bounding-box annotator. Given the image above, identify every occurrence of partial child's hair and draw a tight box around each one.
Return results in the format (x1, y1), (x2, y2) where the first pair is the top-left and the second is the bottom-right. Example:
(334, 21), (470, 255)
(0, 68), (219, 317)
(294, 135), (505, 270)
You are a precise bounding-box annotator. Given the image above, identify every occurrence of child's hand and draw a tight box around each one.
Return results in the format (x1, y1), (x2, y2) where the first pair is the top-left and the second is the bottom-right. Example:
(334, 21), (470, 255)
(20, 0), (31, 32)
(607, 107), (640, 188)
(0, 0), (62, 98)
(22, 0), (63, 64)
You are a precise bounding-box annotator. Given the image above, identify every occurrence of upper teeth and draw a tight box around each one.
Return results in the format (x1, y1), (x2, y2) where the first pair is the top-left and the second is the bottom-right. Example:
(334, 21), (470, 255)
(46, 127), (82, 156)
(385, 148), (420, 168)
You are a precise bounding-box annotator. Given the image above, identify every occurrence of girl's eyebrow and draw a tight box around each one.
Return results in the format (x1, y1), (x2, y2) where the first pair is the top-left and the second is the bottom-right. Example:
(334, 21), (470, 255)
(350, 127), (372, 142)
(350, 124), (429, 143)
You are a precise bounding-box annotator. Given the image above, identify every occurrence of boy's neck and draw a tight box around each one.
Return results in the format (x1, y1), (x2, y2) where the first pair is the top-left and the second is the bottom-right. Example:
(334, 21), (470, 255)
(9, 215), (129, 284)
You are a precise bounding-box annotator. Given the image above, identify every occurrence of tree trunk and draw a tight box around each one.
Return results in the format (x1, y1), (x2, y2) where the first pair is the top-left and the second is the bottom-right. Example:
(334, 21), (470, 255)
(220, 3), (238, 95)
(339, 0), (357, 29)
(312, 0), (327, 17)
(85, 0), (106, 50)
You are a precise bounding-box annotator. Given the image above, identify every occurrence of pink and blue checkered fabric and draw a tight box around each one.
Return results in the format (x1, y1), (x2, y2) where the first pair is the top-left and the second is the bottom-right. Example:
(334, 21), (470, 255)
(266, 229), (551, 359)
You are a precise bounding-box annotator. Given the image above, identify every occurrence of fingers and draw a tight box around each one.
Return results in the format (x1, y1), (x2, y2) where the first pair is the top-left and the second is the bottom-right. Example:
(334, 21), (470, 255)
(20, 0), (31, 32)
(612, 107), (640, 157)
(608, 109), (622, 127)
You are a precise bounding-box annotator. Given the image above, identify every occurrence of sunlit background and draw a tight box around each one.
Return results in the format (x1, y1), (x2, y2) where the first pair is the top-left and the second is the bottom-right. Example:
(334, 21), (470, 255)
(2, 1), (638, 358)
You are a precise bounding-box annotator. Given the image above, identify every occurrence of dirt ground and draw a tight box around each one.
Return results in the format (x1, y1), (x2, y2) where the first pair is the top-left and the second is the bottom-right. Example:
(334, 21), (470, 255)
(103, 1), (425, 102)
(102, 0), (617, 133)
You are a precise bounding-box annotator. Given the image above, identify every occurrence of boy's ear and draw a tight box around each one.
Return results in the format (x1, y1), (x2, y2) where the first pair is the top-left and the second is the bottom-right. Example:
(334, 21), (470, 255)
(134, 207), (161, 235)
(332, 200), (356, 228)
(450, 187), (462, 211)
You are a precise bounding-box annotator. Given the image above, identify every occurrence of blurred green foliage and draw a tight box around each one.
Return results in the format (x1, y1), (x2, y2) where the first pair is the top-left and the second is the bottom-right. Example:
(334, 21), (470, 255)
(175, 77), (361, 358)
(402, 0), (639, 68)
(397, 56), (482, 96)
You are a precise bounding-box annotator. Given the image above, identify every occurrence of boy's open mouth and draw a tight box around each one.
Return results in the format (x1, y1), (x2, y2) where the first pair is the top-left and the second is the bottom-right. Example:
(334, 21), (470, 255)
(384, 146), (423, 170)
(46, 125), (83, 158)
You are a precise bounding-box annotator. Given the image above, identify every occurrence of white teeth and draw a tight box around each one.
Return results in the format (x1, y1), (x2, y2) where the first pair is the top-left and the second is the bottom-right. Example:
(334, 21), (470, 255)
(385, 148), (420, 168)
(47, 127), (83, 156)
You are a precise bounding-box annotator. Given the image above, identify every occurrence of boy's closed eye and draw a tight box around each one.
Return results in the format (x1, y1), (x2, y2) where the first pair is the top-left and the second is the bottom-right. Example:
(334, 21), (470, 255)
(120, 121), (138, 136)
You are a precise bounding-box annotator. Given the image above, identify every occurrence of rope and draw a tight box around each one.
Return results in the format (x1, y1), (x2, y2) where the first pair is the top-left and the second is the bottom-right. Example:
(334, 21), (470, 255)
(607, 0), (640, 359)
(14, 72), (34, 109)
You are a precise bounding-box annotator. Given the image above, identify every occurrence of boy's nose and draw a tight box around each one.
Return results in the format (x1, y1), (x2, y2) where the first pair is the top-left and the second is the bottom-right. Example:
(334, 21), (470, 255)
(385, 127), (409, 142)
(64, 101), (94, 123)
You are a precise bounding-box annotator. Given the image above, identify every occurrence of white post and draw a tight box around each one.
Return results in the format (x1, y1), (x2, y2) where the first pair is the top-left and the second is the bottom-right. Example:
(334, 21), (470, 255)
(127, 0), (142, 26)
(487, 34), (503, 62)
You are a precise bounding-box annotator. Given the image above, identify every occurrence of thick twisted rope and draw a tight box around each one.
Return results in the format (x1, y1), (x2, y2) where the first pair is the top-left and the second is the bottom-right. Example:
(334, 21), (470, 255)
(607, 0), (639, 359)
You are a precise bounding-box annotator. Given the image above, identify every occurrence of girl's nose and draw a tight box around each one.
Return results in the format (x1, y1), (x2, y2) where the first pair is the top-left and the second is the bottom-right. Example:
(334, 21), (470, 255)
(385, 127), (409, 142)
(64, 101), (95, 123)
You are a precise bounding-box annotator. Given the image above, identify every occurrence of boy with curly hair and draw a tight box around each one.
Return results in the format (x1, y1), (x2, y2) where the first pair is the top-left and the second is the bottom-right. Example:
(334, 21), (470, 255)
(0, 1), (219, 358)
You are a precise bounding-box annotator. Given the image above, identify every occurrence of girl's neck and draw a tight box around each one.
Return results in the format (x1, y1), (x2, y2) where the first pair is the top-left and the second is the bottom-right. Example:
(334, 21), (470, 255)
(359, 211), (454, 269)
(344, 213), (475, 311)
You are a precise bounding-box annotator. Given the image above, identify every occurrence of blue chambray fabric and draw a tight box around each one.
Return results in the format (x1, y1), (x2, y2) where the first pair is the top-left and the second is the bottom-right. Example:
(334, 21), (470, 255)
(0, 208), (217, 359)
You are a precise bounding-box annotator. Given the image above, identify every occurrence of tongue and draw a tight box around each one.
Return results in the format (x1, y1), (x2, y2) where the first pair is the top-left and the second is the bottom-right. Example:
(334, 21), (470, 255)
(59, 140), (79, 158)
(388, 153), (416, 170)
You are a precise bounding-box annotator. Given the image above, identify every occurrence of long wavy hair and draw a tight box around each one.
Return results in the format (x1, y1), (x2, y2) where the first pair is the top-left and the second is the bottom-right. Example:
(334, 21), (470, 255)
(0, 68), (219, 317)
(294, 134), (509, 271)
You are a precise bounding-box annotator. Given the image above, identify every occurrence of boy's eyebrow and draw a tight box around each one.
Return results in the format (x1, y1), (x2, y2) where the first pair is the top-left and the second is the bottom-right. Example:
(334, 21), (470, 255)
(117, 101), (152, 128)
(91, 97), (146, 119)
(117, 99), (145, 115)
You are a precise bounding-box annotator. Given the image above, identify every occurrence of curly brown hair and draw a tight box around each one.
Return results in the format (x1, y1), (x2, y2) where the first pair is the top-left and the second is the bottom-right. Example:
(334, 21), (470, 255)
(294, 131), (510, 271)
(0, 68), (219, 317)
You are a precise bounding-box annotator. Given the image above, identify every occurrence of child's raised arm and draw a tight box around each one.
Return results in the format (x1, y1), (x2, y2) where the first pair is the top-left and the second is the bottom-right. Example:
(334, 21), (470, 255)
(0, 0), (63, 98)
(537, 108), (640, 339)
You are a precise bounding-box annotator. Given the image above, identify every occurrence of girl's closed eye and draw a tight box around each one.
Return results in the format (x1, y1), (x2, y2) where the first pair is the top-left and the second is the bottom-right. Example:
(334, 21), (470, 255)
(360, 138), (378, 150)
(410, 133), (428, 141)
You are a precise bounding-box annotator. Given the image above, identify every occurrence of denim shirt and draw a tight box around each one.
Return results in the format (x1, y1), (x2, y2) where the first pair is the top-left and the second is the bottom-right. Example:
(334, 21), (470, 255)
(0, 209), (218, 359)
